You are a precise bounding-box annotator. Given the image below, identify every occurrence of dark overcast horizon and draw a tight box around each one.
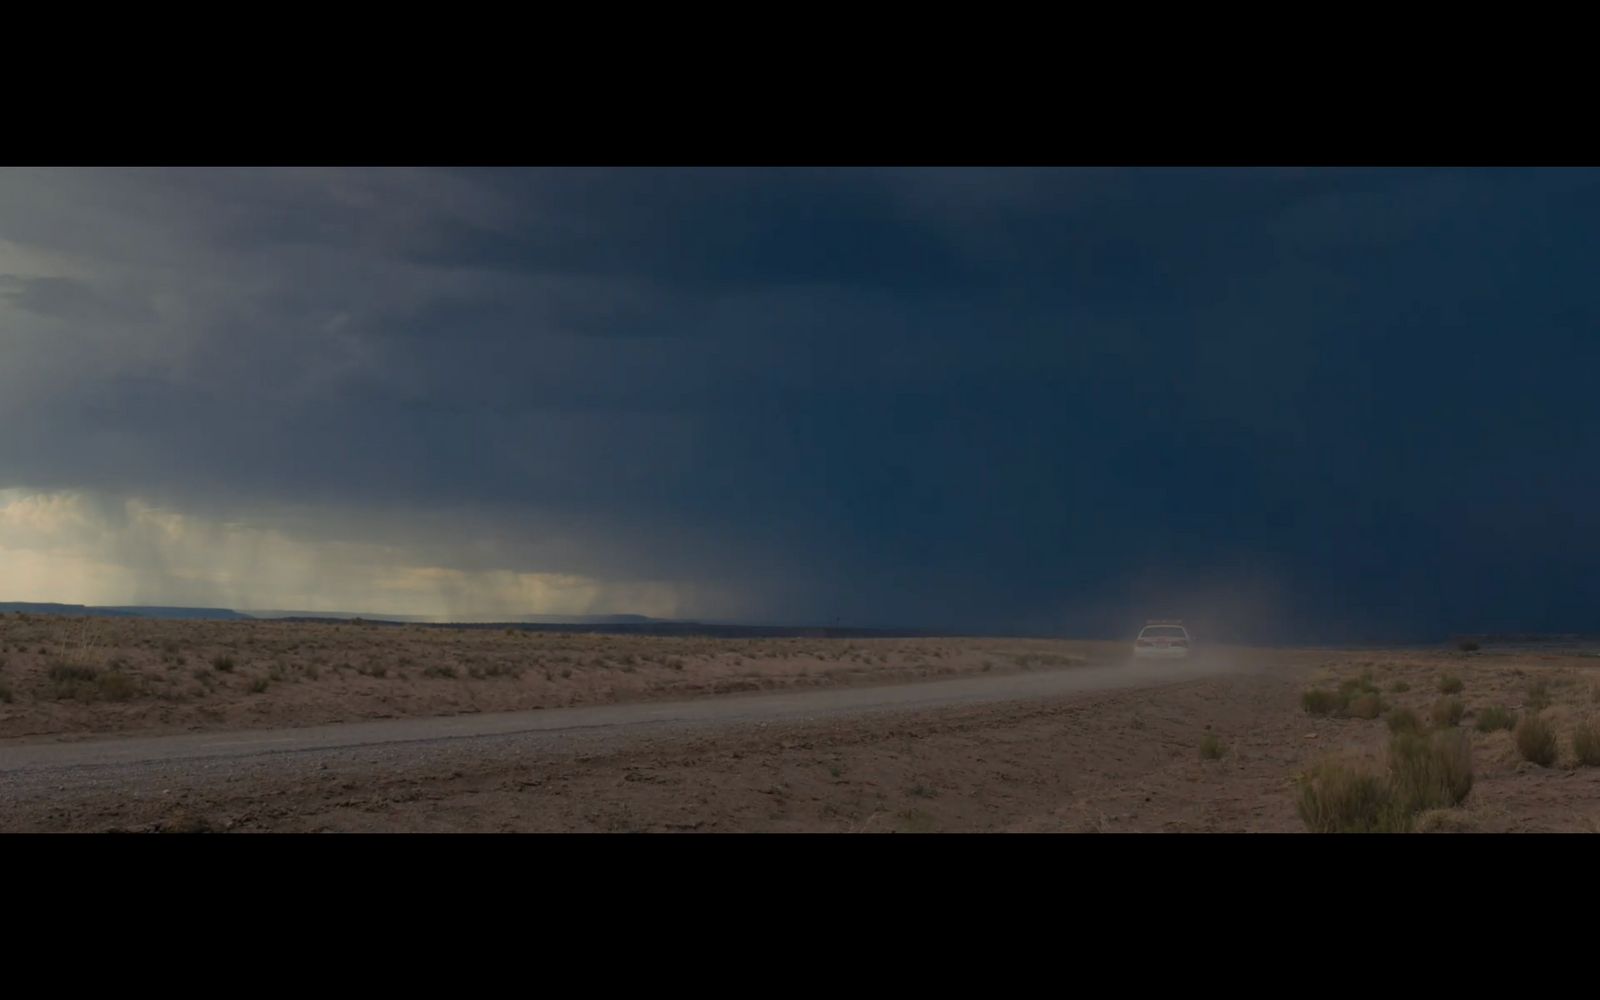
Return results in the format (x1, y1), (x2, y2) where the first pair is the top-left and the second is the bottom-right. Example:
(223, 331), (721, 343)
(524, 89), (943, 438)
(3, 167), (1598, 643)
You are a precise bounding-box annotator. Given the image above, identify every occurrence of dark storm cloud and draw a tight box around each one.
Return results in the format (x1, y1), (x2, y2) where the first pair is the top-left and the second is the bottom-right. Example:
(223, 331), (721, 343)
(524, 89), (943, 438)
(3, 167), (1598, 638)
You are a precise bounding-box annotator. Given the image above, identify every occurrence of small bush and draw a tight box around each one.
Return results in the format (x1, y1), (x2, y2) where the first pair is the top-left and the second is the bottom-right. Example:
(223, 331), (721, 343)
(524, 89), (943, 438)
(1432, 698), (1465, 728)
(48, 661), (99, 684)
(1386, 707), (1424, 735)
(1525, 679), (1551, 711)
(211, 655), (235, 673)
(1340, 673), (1380, 698)
(1475, 705), (1517, 732)
(48, 661), (101, 702)
(1457, 639), (1480, 653)
(0, 679), (13, 704)
(1390, 680), (1412, 693)
(1389, 729), (1473, 813)
(1572, 720), (1600, 767)
(1199, 733), (1225, 759)
(422, 664), (458, 679)
(1346, 693), (1384, 719)
(1296, 760), (1409, 833)
(96, 671), (141, 702)
(1516, 713), (1559, 767)
(247, 677), (270, 694)
(1438, 673), (1464, 695)
(1303, 689), (1341, 716)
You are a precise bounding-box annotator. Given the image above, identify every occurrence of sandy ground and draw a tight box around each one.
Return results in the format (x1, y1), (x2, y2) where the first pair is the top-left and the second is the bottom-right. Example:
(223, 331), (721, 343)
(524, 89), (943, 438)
(0, 614), (1121, 740)
(3, 631), (1597, 832)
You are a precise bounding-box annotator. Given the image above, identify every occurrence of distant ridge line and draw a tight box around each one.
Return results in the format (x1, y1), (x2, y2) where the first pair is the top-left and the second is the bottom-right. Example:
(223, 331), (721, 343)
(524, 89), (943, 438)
(0, 602), (963, 638)
(268, 617), (959, 639)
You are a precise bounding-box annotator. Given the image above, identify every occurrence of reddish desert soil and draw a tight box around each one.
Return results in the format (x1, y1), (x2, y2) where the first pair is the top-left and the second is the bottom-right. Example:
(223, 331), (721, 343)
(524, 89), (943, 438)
(4, 633), (1597, 833)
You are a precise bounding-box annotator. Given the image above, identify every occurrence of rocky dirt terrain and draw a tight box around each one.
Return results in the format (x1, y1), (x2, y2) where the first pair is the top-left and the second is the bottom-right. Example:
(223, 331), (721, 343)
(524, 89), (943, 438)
(3, 615), (1598, 832)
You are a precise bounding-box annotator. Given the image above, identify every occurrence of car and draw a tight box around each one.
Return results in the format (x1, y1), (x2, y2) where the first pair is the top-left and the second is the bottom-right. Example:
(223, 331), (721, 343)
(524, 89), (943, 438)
(1134, 620), (1190, 659)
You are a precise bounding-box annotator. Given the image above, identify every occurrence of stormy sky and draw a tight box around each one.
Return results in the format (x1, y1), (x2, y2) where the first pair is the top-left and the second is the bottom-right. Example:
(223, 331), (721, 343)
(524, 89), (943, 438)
(2, 167), (1598, 640)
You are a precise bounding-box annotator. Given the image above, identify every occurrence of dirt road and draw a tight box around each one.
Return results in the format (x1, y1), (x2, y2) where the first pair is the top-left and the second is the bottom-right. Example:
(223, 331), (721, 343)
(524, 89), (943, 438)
(1, 655), (1244, 776)
(13, 648), (1590, 833)
(0, 653), (1290, 832)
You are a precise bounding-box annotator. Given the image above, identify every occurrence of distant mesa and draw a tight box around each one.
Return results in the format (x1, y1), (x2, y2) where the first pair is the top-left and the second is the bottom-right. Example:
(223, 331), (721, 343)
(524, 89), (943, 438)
(0, 602), (135, 618)
(0, 601), (949, 638)
(0, 602), (251, 621)
(0, 604), (674, 627)
(243, 611), (664, 626)
(513, 613), (656, 625)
